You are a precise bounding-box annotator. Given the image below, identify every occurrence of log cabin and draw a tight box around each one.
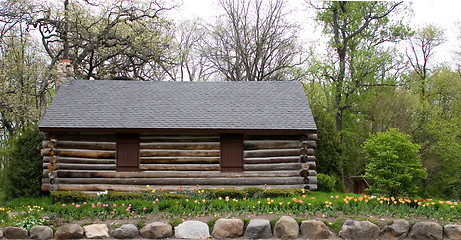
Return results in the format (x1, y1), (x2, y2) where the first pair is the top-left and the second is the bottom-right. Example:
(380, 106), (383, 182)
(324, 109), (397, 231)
(39, 80), (317, 193)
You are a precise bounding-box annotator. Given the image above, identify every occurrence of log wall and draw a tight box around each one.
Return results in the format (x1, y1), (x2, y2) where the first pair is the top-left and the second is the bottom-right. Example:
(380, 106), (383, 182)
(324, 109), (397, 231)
(41, 132), (316, 193)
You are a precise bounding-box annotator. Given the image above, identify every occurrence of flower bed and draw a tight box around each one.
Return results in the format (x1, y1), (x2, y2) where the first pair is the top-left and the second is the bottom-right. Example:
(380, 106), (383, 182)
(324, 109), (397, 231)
(0, 187), (459, 230)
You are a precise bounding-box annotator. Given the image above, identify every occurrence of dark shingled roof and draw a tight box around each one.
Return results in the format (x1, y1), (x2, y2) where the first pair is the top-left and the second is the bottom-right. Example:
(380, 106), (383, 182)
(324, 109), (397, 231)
(39, 80), (316, 131)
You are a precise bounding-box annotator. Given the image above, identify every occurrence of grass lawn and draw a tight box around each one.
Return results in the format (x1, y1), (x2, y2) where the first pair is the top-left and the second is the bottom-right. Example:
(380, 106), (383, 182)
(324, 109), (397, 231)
(0, 188), (459, 231)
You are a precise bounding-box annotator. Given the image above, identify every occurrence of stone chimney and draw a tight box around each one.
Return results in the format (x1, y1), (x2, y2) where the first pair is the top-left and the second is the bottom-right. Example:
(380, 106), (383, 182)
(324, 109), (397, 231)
(56, 59), (74, 87)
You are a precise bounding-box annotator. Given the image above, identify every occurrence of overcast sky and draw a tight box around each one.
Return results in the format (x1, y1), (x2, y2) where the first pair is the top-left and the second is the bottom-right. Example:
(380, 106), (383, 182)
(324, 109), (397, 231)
(168, 0), (461, 65)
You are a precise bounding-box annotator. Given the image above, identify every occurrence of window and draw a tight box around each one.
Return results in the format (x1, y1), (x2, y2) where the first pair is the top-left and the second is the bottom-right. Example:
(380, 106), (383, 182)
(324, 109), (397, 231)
(220, 134), (244, 172)
(116, 134), (140, 172)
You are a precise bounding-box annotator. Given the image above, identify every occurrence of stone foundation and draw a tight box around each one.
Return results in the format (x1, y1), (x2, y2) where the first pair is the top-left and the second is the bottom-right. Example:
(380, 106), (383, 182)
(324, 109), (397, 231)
(0, 218), (459, 239)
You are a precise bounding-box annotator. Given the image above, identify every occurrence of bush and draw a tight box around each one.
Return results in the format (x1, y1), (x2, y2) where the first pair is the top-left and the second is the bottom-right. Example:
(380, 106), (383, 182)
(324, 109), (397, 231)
(51, 191), (92, 203)
(363, 128), (427, 196)
(159, 192), (189, 200)
(105, 191), (143, 201)
(286, 188), (309, 195)
(261, 188), (293, 198)
(213, 188), (246, 199)
(317, 174), (336, 192)
(243, 187), (263, 198)
(1, 125), (43, 200)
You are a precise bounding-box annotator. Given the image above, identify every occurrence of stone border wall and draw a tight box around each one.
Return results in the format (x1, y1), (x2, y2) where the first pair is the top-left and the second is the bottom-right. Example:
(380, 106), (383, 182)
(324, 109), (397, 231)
(0, 216), (460, 239)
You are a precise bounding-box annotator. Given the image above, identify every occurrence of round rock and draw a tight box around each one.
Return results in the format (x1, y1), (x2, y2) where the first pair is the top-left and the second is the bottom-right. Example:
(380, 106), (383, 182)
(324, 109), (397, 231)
(409, 221), (442, 240)
(339, 220), (379, 240)
(30, 225), (54, 240)
(211, 218), (244, 239)
(111, 224), (140, 239)
(83, 224), (109, 239)
(244, 219), (273, 239)
(139, 222), (172, 239)
(174, 220), (210, 239)
(300, 220), (336, 239)
(273, 216), (299, 239)
(4, 226), (28, 239)
(444, 224), (461, 240)
(380, 219), (410, 240)
(55, 224), (84, 239)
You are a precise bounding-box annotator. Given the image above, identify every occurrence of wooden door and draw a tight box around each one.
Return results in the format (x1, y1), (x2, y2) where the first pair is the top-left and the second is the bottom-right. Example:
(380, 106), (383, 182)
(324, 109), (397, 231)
(116, 134), (140, 172)
(220, 134), (244, 172)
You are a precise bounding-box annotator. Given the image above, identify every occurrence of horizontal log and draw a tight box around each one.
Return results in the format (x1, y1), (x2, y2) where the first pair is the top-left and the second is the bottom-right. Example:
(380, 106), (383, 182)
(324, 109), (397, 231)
(140, 164), (220, 171)
(57, 133), (116, 142)
(300, 148), (315, 156)
(244, 140), (299, 150)
(301, 140), (317, 149)
(307, 134), (318, 141)
(43, 163), (115, 170)
(44, 170), (301, 179)
(302, 176), (317, 184)
(244, 163), (301, 171)
(140, 149), (219, 157)
(140, 157), (219, 164)
(244, 149), (300, 158)
(140, 136), (219, 143)
(57, 177), (303, 186)
(41, 184), (304, 192)
(244, 156), (299, 164)
(43, 156), (115, 164)
(42, 148), (115, 158)
(300, 155), (316, 163)
(140, 142), (219, 150)
(43, 140), (116, 150)
(245, 135), (301, 141)
(140, 134), (219, 139)
(308, 161), (316, 170)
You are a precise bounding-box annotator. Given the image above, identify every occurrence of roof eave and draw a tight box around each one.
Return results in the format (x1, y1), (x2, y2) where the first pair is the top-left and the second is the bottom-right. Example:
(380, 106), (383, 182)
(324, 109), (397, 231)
(38, 127), (317, 135)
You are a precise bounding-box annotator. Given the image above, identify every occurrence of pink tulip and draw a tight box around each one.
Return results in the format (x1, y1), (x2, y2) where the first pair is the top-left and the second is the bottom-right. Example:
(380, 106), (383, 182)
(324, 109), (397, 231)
(62, 204), (65, 207)
(97, 202), (101, 207)
(76, 204), (80, 209)
(83, 202), (87, 205)
(113, 204), (116, 208)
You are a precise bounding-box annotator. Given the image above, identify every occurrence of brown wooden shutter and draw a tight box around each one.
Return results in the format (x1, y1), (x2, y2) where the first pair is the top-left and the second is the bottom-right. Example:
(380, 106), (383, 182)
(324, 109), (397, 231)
(116, 134), (140, 172)
(220, 134), (244, 172)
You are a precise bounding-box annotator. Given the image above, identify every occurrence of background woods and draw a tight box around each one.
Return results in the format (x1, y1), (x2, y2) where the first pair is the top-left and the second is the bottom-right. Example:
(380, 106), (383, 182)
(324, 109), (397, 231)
(0, 0), (460, 199)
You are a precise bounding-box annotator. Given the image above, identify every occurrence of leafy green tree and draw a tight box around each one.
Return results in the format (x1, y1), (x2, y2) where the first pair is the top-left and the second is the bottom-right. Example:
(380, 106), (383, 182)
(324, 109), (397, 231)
(1, 125), (43, 200)
(417, 66), (461, 199)
(307, 1), (411, 187)
(363, 128), (427, 196)
(310, 1), (409, 133)
(309, 100), (344, 191)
